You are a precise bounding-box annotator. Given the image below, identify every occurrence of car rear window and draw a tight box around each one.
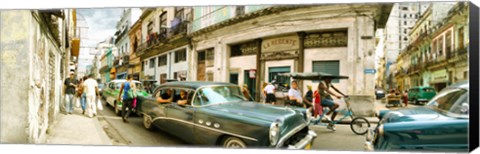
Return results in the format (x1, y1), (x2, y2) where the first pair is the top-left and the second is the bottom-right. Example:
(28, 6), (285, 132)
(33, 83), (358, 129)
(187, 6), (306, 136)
(423, 88), (435, 92)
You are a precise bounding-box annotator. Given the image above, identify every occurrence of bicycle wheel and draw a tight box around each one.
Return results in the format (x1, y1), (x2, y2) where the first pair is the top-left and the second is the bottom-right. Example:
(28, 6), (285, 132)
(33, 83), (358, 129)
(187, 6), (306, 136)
(350, 117), (371, 135)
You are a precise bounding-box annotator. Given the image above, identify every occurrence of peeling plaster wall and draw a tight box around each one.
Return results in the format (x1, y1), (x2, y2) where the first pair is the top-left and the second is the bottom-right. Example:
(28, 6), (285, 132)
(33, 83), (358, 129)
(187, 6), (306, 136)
(1, 10), (64, 144)
(1, 10), (31, 144)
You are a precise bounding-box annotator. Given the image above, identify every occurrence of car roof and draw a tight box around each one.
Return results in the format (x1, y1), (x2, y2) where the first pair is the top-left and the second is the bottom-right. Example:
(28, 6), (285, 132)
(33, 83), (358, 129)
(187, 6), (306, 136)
(410, 86), (434, 89)
(158, 81), (238, 89)
(444, 80), (469, 90)
(109, 79), (141, 83)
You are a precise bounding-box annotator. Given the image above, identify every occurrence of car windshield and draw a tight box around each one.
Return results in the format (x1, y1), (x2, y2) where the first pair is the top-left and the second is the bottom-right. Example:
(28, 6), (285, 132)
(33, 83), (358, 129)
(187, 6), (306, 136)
(426, 88), (469, 116)
(194, 86), (247, 106)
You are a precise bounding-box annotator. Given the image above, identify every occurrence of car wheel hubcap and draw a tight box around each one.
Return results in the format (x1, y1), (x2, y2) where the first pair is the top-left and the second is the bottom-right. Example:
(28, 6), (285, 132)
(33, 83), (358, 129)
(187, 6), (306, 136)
(226, 140), (246, 148)
(144, 116), (151, 128)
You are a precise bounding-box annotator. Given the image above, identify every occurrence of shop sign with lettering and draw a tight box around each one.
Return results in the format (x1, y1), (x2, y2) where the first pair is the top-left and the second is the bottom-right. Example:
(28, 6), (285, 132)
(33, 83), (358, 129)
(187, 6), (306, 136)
(262, 35), (300, 52)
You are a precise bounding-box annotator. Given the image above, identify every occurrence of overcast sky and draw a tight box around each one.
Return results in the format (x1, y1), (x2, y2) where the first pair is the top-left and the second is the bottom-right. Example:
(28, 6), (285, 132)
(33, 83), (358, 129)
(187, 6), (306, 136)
(76, 8), (124, 73)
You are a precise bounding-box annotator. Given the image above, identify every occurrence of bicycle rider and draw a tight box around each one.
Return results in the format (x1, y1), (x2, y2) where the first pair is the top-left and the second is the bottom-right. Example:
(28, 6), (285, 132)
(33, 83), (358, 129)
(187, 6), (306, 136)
(319, 76), (347, 131)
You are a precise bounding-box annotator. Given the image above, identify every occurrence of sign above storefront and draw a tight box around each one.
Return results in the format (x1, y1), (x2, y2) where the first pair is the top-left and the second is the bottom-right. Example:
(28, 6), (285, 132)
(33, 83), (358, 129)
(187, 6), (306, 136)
(430, 69), (448, 84)
(262, 35), (300, 52)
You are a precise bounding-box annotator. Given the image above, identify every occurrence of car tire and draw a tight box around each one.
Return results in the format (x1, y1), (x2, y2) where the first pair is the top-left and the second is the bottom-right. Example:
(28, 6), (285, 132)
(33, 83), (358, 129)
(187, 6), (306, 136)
(114, 101), (121, 116)
(413, 99), (418, 105)
(143, 115), (154, 130)
(222, 136), (247, 148)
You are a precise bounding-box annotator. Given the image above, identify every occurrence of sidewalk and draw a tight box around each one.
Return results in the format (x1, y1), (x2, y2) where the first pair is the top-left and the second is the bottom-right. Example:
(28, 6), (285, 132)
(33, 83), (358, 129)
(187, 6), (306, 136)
(45, 108), (112, 145)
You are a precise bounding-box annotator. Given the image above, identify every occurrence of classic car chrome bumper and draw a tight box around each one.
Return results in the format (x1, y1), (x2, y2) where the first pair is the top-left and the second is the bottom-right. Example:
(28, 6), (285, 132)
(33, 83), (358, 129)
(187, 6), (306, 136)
(364, 128), (374, 151)
(287, 130), (317, 149)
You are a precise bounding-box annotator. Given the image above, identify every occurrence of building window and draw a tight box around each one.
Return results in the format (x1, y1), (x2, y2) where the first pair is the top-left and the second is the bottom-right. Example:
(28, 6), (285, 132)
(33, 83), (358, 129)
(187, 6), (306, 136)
(175, 49), (187, 63)
(147, 21), (154, 35)
(403, 14), (407, 18)
(149, 58), (155, 68)
(404, 37), (408, 41)
(313, 60), (340, 83)
(175, 7), (184, 21)
(230, 44), (242, 57)
(432, 40), (437, 58)
(204, 48), (214, 67)
(141, 61), (144, 71)
(415, 14), (418, 18)
(404, 21), (407, 25)
(410, 14), (412, 18)
(446, 31), (452, 54)
(268, 66), (291, 90)
(402, 7), (408, 11)
(459, 27), (464, 49)
(158, 55), (167, 67)
(159, 12), (167, 35)
(464, 71), (468, 79)
(404, 29), (407, 34)
(438, 36), (444, 56)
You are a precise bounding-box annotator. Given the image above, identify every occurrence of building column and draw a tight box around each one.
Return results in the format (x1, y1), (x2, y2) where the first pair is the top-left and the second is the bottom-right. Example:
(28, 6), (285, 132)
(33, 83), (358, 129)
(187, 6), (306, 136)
(255, 38), (262, 102)
(297, 32), (306, 92)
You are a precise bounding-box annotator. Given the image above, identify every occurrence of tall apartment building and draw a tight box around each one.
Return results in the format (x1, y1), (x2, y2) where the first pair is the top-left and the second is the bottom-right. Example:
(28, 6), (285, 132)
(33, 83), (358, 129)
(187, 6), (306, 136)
(383, 2), (429, 89)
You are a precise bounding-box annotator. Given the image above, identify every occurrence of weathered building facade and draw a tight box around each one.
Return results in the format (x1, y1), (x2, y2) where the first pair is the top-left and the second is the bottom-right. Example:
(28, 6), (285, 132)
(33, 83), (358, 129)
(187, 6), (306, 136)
(1, 9), (77, 143)
(396, 2), (466, 92)
(188, 5), (392, 116)
(137, 7), (192, 83)
(128, 15), (143, 81)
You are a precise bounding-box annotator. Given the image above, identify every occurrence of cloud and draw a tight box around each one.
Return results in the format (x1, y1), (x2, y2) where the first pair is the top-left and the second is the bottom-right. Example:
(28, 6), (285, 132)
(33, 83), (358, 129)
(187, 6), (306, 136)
(77, 8), (123, 44)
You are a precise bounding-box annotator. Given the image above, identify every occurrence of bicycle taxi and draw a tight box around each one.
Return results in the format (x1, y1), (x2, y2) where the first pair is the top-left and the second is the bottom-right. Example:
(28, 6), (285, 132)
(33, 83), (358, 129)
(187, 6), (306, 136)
(278, 72), (371, 135)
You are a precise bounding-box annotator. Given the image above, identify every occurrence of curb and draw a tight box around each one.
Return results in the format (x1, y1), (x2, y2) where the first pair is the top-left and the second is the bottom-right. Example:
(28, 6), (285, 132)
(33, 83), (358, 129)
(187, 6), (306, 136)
(92, 116), (114, 145)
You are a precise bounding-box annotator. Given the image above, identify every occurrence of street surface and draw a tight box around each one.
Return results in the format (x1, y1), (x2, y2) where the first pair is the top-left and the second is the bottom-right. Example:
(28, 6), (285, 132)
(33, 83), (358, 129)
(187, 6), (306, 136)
(96, 98), (421, 150)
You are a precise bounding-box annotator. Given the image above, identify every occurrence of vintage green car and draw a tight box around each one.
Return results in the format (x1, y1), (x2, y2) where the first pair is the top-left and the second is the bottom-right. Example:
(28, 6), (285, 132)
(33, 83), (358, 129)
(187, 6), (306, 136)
(102, 79), (149, 115)
(408, 86), (437, 105)
(137, 81), (317, 149)
(365, 81), (469, 152)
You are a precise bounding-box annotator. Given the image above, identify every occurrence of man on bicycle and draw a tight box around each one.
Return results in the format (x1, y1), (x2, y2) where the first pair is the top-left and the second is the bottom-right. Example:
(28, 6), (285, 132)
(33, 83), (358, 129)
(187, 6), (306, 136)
(319, 76), (347, 131)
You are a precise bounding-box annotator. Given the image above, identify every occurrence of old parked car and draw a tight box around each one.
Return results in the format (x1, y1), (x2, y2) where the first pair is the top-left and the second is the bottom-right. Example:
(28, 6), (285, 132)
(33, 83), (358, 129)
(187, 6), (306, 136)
(408, 86), (437, 105)
(102, 79), (149, 115)
(137, 81), (317, 149)
(375, 89), (386, 99)
(365, 81), (469, 152)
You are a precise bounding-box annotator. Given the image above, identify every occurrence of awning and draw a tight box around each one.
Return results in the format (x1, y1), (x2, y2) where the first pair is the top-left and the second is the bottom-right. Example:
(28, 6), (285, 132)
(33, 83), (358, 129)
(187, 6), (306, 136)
(110, 67), (116, 74)
(71, 38), (80, 57)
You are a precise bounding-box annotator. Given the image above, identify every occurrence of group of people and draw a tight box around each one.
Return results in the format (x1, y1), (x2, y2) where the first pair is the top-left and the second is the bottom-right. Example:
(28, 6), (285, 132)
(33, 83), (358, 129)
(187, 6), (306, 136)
(63, 72), (100, 118)
(258, 77), (346, 131)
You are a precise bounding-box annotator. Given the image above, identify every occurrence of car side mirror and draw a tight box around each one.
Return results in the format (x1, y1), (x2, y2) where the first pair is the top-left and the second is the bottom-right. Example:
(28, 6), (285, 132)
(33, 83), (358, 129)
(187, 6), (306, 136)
(461, 103), (469, 114)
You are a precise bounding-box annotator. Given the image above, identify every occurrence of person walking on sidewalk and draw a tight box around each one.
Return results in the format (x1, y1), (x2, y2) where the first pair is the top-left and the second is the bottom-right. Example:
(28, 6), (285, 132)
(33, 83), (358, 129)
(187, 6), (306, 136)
(63, 72), (78, 115)
(264, 82), (276, 105)
(76, 76), (88, 115)
(84, 74), (100, 118)
(118, 75), (137, 123)
(287, 80), (303, 107)
(319, 76), (347, 131)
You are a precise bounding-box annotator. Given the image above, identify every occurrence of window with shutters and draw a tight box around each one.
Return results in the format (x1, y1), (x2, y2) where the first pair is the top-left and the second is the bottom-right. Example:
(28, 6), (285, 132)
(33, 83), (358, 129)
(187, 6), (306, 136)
(149, 58), (155, 68)
(175, 49), (187, 63)
(313, 60), (340, 83)
(158, 55), (167, 67)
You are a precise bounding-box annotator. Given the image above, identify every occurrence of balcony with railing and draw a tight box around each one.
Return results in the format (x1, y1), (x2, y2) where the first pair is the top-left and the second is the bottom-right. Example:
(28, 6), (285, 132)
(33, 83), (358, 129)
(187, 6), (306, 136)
(136, 19), (189, 55)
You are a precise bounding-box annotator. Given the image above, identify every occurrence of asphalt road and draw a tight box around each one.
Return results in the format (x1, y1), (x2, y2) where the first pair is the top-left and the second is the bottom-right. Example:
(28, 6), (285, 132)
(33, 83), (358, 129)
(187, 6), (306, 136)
(95, 98), (421, 151)
(96, 99), (188, 147)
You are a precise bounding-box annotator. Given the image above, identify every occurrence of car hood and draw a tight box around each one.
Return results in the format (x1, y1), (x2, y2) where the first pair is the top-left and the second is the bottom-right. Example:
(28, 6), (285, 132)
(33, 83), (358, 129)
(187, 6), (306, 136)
(380, 107), (453, 123)
(204, 102), (306, 125)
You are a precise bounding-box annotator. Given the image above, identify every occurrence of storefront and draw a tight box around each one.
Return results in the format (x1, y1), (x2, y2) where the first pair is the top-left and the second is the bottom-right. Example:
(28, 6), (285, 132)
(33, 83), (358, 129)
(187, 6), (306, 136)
(189, 5), (390, 101)
(430, 69), (448, 92)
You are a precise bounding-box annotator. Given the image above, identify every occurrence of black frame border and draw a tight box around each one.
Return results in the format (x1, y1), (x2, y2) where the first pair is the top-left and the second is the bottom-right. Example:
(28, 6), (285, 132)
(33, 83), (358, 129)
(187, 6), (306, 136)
(469, 1), (479, 152)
